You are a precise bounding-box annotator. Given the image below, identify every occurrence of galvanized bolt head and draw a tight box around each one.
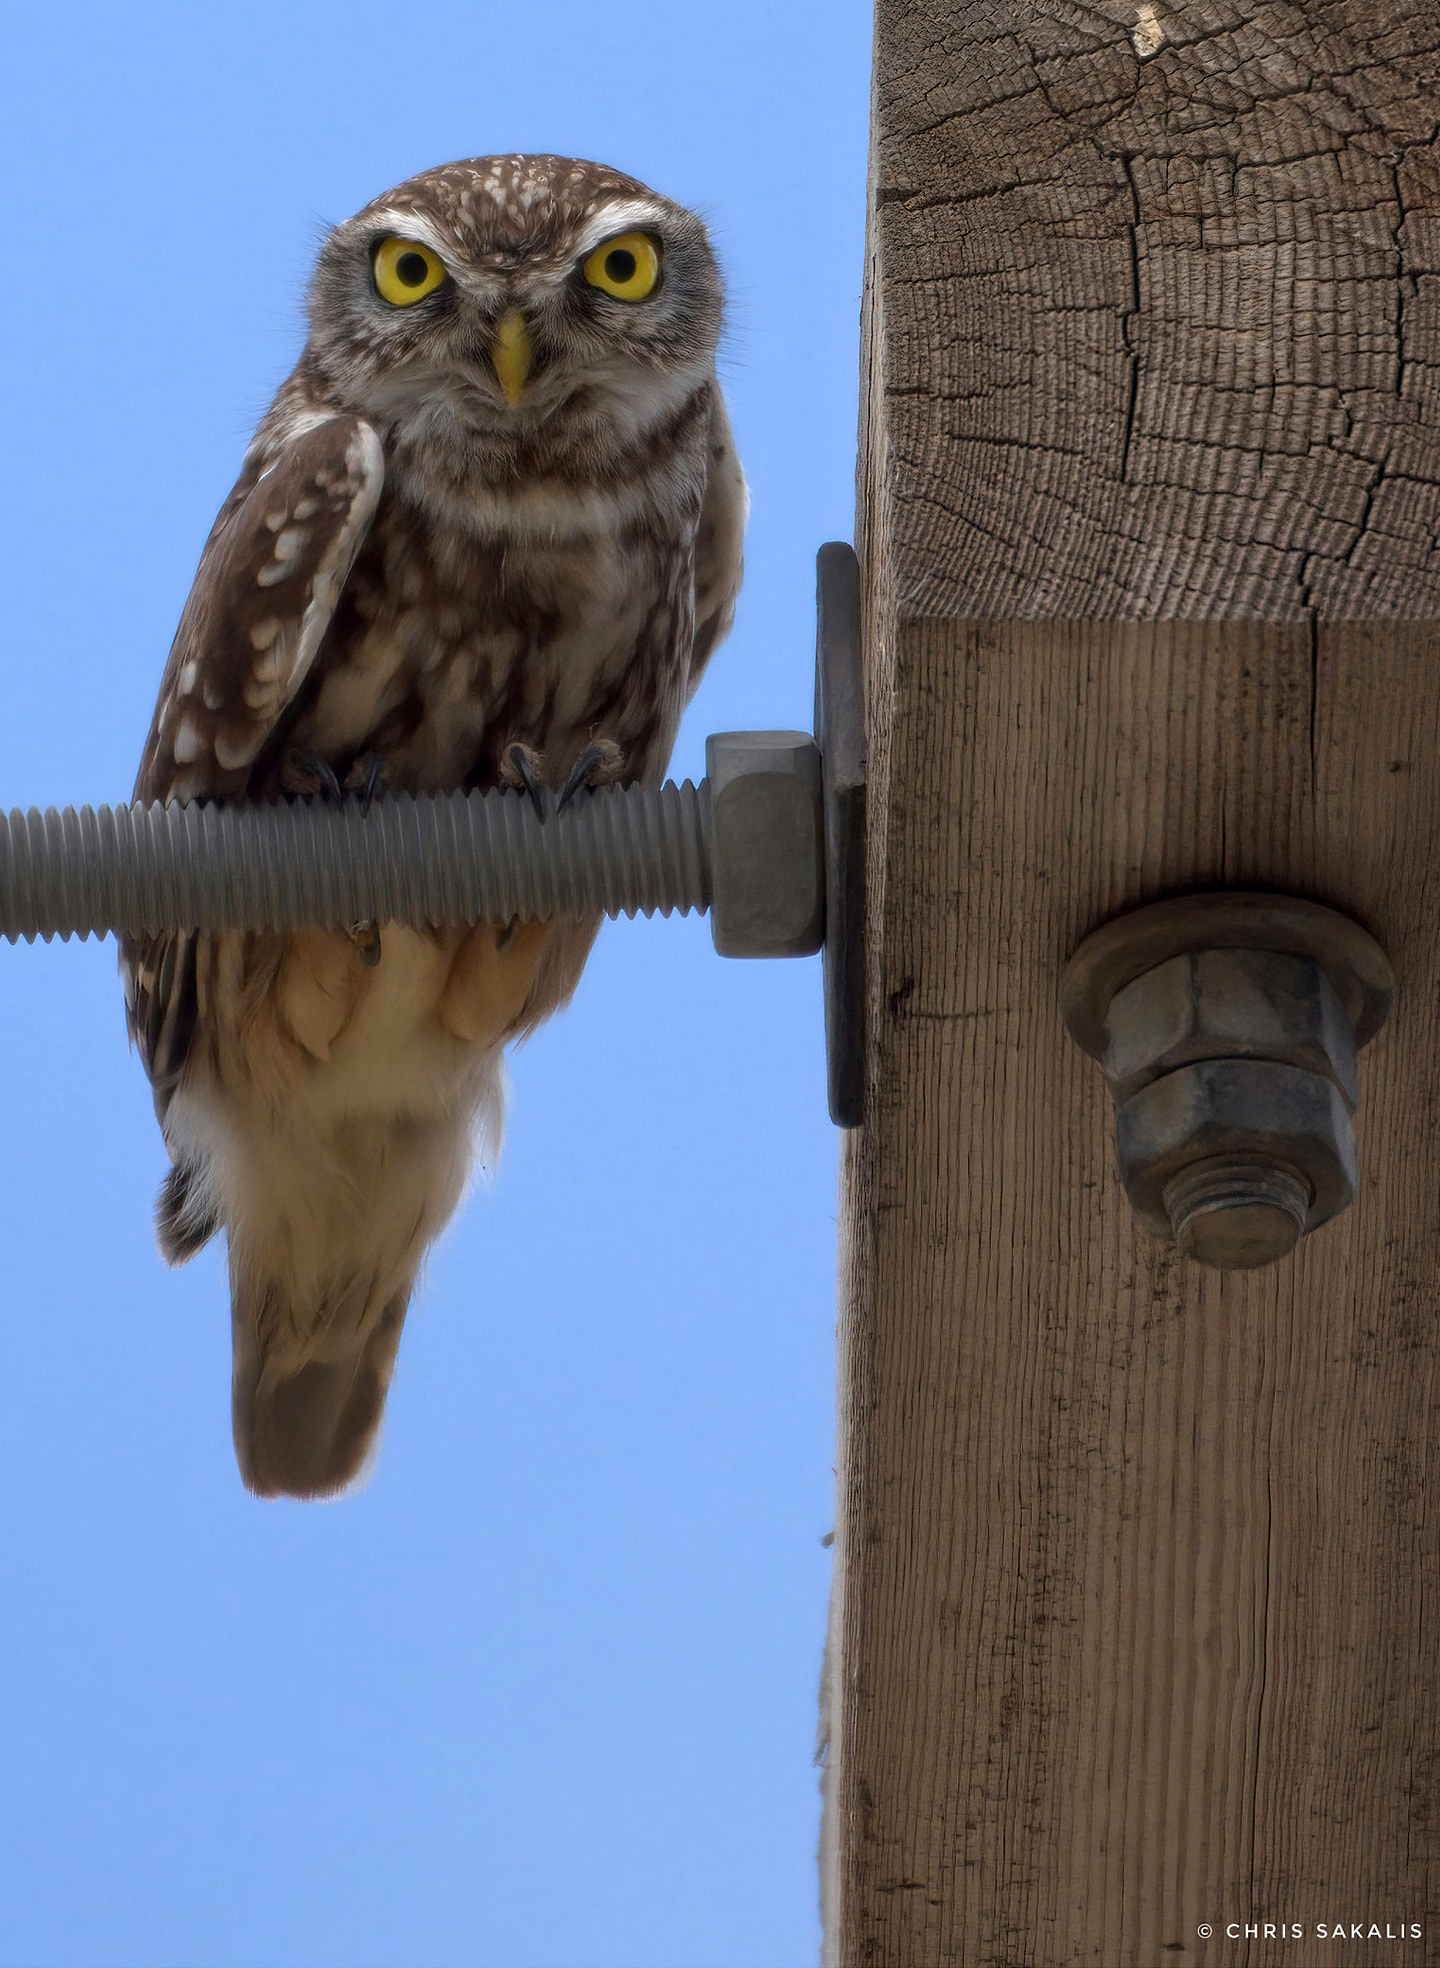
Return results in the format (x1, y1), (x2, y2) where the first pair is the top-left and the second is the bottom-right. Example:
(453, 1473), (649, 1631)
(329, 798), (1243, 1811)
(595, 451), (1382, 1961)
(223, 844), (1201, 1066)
(705, 732), (824, 960)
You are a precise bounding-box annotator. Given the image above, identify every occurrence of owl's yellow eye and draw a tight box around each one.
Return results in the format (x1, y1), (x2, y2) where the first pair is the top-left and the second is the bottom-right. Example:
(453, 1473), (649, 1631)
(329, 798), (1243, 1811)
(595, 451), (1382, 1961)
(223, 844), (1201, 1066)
(372, 237), (447, 306)
(582, 231), (661, 301)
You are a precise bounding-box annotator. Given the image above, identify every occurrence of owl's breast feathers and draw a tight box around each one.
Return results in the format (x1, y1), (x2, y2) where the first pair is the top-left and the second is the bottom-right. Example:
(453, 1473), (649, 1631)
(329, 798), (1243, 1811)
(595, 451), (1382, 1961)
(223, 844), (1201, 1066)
(124, 373), (743, 1102)
(301, 386), (712, 795)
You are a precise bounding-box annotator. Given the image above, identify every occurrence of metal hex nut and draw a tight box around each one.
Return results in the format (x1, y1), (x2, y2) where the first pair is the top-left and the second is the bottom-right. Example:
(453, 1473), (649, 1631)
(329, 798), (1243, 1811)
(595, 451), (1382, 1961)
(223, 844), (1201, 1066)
(1102, 949), (1358, 1107)
(706, 732), (824, 959)
(1062, 894), (1394, 1270)
(1115, 1059), (1357, 1239)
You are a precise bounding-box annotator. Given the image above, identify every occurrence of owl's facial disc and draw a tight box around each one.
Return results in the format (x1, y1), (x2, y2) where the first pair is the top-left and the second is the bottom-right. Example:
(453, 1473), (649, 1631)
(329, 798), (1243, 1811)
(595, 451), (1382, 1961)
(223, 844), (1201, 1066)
(490, 309), (533, 407)
(306, 164), (724, 446)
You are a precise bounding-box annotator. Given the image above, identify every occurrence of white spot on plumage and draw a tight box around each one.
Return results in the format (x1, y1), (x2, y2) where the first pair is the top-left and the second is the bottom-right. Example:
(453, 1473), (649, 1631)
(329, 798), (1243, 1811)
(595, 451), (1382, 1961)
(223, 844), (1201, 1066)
(248, 640), (290, 701)
(214, 725), (262, 771)
(258, 520), (310, 587)
(172, 713), (202, 765)
(265, 403), (337, 450)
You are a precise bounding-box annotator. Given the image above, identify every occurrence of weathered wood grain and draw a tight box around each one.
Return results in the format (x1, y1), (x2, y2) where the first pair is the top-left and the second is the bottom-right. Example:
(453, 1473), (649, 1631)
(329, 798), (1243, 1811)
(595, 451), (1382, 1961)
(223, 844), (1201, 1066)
(870, 0), (1440, 621)
(826, 4), (1440, 1963)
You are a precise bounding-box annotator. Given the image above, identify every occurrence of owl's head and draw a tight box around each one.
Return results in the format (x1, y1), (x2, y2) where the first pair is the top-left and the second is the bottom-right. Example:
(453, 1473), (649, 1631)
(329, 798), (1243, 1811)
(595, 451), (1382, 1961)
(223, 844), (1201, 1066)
(302, 155), (724, 451)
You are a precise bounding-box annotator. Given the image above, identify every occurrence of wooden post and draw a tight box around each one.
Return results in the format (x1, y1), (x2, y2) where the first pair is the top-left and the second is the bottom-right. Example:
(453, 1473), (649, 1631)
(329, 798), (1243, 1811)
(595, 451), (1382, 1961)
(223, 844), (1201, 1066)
(824, 5), (1440, 1962)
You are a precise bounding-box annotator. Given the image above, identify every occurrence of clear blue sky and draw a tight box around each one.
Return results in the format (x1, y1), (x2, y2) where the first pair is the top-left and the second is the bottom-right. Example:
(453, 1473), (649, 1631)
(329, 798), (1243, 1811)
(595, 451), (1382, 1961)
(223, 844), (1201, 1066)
(0, 5), (870, 1965)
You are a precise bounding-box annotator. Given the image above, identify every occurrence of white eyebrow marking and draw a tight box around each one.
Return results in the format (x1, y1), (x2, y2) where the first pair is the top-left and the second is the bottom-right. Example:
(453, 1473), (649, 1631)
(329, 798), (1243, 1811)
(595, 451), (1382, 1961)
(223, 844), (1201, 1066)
(360, 208), (456, 261)
(354, 206), (509, 304)
(573, 199), (675, 260)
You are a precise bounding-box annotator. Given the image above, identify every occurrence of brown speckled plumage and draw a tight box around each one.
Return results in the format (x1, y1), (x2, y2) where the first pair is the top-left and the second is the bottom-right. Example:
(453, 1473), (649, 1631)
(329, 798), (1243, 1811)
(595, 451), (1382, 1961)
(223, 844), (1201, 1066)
(120, 155), (745, 1499)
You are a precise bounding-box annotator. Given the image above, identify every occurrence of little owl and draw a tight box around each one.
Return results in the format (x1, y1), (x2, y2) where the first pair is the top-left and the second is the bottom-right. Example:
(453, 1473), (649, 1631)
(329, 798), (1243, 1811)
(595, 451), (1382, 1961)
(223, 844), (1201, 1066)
(120, 155), (746, 1499)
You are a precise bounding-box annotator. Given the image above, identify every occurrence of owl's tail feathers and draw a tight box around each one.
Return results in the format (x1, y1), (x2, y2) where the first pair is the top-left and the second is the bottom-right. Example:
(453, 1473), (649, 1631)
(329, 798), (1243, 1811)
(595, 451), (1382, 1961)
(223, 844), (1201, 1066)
(208, 1056), (502, 1500)
(230, 1273), (410, 1500)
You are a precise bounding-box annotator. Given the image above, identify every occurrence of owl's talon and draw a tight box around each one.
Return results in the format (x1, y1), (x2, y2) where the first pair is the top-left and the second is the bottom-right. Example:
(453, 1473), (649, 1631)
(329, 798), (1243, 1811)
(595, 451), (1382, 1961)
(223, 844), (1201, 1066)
(282, 749), (345, 801)
(349, 920), (383, 966)
(499, 743), (550, 820)
(344, 753), (388, 814)
(557, 739), (626, 812)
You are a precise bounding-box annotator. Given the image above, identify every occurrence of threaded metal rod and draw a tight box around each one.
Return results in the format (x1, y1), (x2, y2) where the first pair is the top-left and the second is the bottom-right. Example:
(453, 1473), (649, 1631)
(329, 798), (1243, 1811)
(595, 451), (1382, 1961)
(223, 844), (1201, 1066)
(0, 782), (712, 944)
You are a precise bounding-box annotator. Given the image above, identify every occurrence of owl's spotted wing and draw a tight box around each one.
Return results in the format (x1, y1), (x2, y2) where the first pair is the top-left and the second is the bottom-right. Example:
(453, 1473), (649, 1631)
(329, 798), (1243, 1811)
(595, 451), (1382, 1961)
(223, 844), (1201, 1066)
(123, 415), (385, 1104)
(687, 392), (747, 700)
(135, 417), (385, 803)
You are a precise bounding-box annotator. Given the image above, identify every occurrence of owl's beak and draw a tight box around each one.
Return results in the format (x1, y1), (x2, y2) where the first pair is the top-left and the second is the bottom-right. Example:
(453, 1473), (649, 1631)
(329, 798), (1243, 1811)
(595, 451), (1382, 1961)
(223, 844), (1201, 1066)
(491, 309), (533, 407)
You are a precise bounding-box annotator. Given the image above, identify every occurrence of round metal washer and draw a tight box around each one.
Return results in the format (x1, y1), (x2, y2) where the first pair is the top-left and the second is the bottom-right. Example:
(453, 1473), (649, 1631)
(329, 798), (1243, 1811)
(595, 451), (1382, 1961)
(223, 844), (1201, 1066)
(815, 542), (866, 1128)
(1060, 892), (1395, 1061)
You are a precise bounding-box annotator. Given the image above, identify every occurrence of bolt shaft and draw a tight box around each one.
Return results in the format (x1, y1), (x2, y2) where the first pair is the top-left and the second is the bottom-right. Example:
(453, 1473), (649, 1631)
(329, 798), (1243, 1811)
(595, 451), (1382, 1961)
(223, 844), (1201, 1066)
(0, 782), (712, 944)
(1162, 1155), (1311, 1270)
